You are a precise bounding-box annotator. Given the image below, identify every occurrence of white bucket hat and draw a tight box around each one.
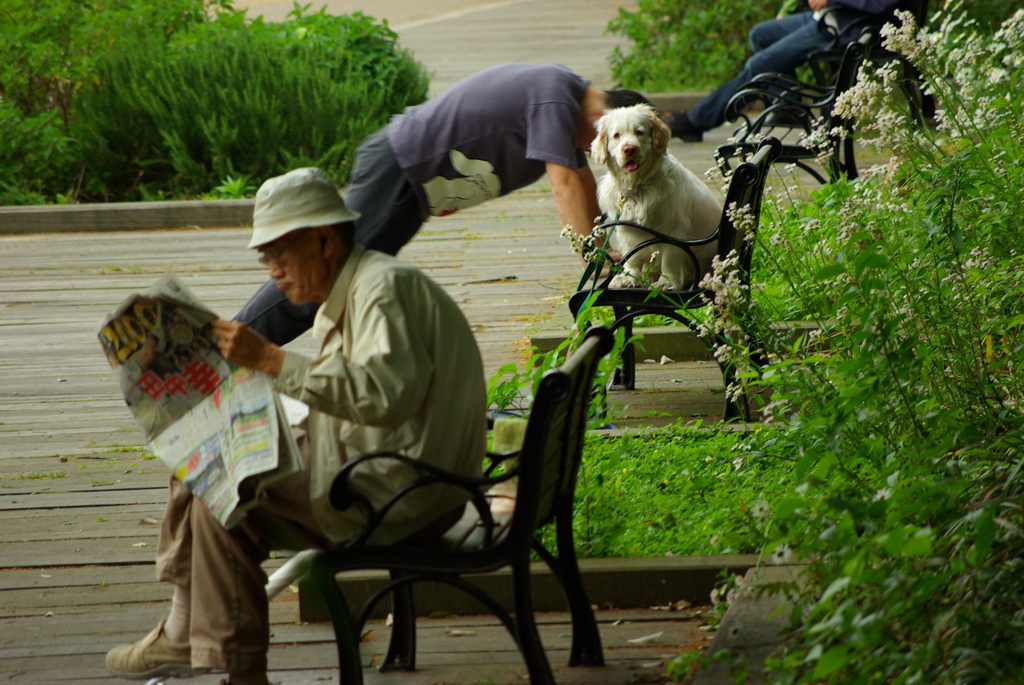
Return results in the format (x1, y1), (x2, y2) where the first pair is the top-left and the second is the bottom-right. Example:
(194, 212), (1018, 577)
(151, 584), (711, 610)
(248, 167), (360, 248)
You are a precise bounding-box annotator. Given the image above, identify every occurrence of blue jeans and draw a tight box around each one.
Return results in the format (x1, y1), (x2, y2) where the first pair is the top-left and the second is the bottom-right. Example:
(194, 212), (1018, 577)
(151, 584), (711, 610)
(689, 12), (829, 131)
(235, 128), (427, 344)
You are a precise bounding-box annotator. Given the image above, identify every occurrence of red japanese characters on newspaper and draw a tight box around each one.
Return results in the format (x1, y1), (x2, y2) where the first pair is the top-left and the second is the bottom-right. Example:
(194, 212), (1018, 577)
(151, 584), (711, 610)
(98, 274), (300, 528)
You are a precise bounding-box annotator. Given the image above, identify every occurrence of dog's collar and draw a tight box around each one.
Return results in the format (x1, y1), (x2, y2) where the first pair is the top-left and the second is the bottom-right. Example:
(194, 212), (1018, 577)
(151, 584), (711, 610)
(616, 192), (640, 214)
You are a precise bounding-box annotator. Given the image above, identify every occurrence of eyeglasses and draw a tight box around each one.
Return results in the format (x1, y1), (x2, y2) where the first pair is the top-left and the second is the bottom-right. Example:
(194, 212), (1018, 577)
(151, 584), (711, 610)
(257, 231), (305, 267)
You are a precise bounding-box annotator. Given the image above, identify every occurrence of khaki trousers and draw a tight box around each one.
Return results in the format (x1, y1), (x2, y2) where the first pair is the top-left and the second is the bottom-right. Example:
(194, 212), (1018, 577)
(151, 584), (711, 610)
(154, 439), (329, 673)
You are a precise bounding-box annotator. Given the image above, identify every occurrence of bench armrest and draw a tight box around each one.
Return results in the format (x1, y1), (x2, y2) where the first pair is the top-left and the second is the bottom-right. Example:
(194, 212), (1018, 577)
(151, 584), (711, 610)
(591, 219), (722, 292)
(329, 450), (517, 547)
(725, 74), (834, 130)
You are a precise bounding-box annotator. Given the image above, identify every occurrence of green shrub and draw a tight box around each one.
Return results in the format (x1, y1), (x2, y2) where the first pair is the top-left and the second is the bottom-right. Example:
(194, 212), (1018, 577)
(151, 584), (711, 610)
(73, 8), (428, 201)
(0, 2), (427, 204)
(605, 0), (785, 92)
(0, 103), (72, 205)
(0, 0), (232, 204)
(689, 5), (1024, 682)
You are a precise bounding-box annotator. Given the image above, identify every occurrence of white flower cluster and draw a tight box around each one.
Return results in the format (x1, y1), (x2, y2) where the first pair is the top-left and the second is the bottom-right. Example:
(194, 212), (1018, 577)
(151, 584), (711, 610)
(802, 4), (1024, 163)
(560, 223), (611, 263)
(728, 202), (757, 242)
(694, 244), (757, 401)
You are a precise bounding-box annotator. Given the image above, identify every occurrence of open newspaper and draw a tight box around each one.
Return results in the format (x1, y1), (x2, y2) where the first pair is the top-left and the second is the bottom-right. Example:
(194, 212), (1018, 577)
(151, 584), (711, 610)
(98, 274), (301, 528)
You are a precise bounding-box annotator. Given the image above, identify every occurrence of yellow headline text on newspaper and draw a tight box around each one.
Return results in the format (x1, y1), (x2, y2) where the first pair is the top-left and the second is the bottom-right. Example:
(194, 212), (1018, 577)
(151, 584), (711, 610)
(100, 298), (160, 364)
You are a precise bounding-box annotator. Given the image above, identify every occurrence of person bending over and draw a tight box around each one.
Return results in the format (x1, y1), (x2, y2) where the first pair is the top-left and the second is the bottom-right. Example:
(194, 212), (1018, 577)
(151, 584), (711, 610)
(236, 62), (650, 345)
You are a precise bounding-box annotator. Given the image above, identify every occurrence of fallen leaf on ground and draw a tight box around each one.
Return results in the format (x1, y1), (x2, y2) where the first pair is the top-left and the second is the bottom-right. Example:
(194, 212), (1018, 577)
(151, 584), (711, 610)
(627, 632), (663, 644)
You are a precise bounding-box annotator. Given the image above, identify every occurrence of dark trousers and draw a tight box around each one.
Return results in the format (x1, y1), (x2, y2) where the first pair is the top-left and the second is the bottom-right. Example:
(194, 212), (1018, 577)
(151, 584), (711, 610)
(689, 12), (828, 131)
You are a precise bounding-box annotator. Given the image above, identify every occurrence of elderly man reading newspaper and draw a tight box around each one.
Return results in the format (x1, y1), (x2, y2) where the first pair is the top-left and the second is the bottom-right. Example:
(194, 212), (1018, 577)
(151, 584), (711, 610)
(105, 167), (487, 685)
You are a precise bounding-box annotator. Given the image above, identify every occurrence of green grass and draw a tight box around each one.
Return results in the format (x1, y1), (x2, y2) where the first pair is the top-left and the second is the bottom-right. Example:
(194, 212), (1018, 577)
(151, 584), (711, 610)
(553, 424), (791, 559)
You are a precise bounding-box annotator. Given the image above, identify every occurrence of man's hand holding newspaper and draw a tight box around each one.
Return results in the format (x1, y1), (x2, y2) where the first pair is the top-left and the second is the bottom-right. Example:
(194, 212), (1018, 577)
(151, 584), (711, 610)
(98, 274), (301, 528)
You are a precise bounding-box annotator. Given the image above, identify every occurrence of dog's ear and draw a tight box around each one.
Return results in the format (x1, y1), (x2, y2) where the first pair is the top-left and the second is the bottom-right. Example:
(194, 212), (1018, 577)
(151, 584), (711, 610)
(590, 117), (608, 165)
(648, 107), (671, 155)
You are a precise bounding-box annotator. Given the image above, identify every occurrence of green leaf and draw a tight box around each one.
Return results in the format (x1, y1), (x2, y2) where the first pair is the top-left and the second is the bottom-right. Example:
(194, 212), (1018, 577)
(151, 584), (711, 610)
(815, 263), (846, 280)
(775, 496), (806, 519)
(878, 526), (906, 556)
(818, 576), (851, 604)
(970, 509), (996, 565)
(854, 251), (888, 277)
(901, 527), (932, 557)
(810, 453), (836, 482)
(812, 645), (851, 678)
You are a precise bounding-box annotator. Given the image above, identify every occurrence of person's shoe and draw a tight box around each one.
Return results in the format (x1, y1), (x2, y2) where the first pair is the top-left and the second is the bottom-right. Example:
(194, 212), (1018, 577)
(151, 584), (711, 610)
(663, 110), (704, 142)
(106, 618), (208, 680)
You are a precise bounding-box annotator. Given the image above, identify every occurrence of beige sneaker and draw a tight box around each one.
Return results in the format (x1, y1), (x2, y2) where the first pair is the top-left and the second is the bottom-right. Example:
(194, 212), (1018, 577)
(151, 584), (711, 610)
(106, 618), (208, 680)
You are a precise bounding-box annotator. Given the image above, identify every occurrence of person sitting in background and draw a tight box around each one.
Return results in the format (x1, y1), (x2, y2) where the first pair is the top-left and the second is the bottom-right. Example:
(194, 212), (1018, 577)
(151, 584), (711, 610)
(663, 0), (905, 142)
(105, 167), (487, 685)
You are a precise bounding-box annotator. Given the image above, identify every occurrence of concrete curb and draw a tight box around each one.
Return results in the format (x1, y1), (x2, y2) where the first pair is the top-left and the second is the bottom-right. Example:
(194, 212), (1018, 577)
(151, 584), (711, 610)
(647, 92), (709, 113)
(532, 305), (819, 363)
(297, 554), (761, 622)
(694, 564), (805, 685)
(0, 198), (254, 234)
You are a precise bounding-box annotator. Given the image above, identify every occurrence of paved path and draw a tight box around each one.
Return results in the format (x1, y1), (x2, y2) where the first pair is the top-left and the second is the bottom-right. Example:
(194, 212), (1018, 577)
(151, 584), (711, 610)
(234, 0), (636, 93)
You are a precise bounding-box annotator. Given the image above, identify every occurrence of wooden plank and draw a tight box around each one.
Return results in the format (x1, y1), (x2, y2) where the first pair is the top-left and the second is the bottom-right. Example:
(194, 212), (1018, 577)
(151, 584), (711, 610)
(0, 608), (708, 684)
(0, 554), (295, 591)
(0, 539), (161, 567)
(0, 488), (167, 509)
(0, 515), (165, 545)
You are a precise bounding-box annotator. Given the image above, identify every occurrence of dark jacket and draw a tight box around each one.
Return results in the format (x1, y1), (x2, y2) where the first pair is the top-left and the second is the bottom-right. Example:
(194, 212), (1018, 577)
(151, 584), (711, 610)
(827, 0), (910, 46)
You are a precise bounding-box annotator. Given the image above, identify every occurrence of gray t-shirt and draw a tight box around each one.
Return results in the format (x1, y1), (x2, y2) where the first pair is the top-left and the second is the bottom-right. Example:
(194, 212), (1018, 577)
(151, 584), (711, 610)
(387, 63), (589, 218)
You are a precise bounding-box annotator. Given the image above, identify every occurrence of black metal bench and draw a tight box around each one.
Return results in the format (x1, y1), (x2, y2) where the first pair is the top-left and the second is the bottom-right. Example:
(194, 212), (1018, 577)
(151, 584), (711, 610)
(716, 32), (872, 184)
(567, 138), (781, 422)
(807, 0), (931, 118)
(305, 326), (615, 685)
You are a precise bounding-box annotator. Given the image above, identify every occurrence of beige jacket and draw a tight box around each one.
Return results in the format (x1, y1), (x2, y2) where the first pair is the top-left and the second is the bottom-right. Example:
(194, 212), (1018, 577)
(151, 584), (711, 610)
(274, 245), (486, 544)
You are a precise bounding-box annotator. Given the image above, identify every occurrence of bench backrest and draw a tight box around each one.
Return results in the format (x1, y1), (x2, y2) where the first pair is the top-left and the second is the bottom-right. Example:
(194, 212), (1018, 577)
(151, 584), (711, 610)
(570, 136), (782, 311)
(715, 137), (783, 280)
(716, 30), (870, 184)
(508, 327), (614, 542)
(827, 30), (873, 129)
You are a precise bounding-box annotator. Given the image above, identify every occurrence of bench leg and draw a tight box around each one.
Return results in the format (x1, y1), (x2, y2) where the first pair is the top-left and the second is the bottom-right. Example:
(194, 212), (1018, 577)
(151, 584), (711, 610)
(722, 394), (751, 422)
(558, 523), (603, 666)
(381, 576), (416, 671)
(612, 310), (636, 390)
(512, 559), (556, 685)
(307, 554), (365, 685)
(720, 359), (753, 422)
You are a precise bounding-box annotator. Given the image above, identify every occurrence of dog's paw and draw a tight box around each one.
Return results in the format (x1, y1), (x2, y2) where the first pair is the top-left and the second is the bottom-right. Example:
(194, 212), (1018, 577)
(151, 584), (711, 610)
(653, 276), (676, 291)
(610, 273), (643, 289)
